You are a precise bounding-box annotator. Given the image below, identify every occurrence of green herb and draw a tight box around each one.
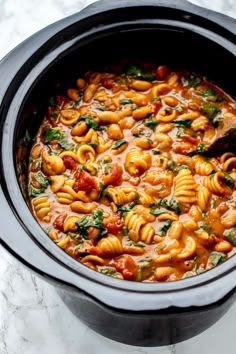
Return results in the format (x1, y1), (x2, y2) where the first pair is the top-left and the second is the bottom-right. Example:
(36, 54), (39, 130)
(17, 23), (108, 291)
(131, 104), (138, 111)
(28, 184), (44, 197)
(224, 228), (236, 246)
(152, 149), (160, 155)
(130, 241), (145, 248)
(196, 143), (206, 154)
(144, 118), (159, 130)
(44, 129), (62, 143)
(224, 173), (235, 188)
(67, 232), (79, 239)
(100, 268), (117, 275)
(139, 257), (153, 263)
(183, 75), (202, 89)
(151, 96), (160, 101)
(167, 160), (176, 172)
(58, 136), (75, 151)
(187, 150), (198, 157)
(88, 141), (98, 149)
(80, 115), (103, 131)
(112, 139), (127, 150)
(150, 198), (181, 215)
(117, 201), (137, 213)
(34, 172), (50, 190)
(199, 221), (212, 234)
(160, 220), (172, 235)
(126, 65), (143, 78)
(24, 129), (31, 146)
(143, 72), (155, 82)
(172, 119), (192, 128)
(123, 227), (129, 237)
(208, 251), (226, 267)
(202, 104), (221, 126)
(201, 88), (224, 103)
(126, 65), (155, 81)
(76, 209), (107, 239)
(121, 99), (133, 105)
(138, 263), (153, 281)
(48, 97), (56, 107)
(150, 209), (169, 216)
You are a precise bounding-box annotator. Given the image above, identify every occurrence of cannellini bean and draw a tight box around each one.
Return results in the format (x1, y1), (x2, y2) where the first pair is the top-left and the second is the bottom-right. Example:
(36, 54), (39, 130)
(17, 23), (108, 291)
(162, 96), (178, 107)
(31, 144), (42, 159)
(215, 241), (232, 253)
(98, 111), (120, 124)
(130, 80), (152, 91)
(84, 83), (97, 102)
(107, 124), (124, 140)
(132, 106), (152, 120)
(155, 267), (174, 280)
(221, 210), (236, 228)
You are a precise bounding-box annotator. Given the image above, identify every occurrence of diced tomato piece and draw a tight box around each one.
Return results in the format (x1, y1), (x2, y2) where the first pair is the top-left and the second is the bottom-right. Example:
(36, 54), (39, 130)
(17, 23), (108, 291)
(74, 170), (98, 193)
(114, 255), (138, 280)
(89, 246), (104, 257)
(184, 135), (198, 145)
(156, 65), (169, 80)
(173, 141), (195, 155)
(102, 163), (123, 186)
(63, 156), (76, 170)
(53, 214), (67, 231)
(103, 215), (124, 235)
(151, 100), (161, 116)
(102, 78), (113, 89)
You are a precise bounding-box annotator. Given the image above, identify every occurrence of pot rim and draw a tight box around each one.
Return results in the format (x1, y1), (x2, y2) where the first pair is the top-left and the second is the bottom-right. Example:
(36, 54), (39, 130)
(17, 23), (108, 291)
(1, 0), (236, 311)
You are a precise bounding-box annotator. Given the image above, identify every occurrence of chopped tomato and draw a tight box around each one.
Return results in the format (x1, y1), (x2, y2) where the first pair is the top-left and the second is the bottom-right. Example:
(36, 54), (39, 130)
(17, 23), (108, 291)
(102, 78), (113, 89)
(172, 141), (195, 155)
(89, 246), (104, 257)
(151, 100), (161, 116)
(102, 163), (123, 186)
(156, 65), (169, 80)
(114, 255), (138, 280)
(63, 156), (76, 170)
(103, 215), (124, 235)
(184, 135), (198, 145)
(53, 214), (67, 231)
(74, 170), (98, 193)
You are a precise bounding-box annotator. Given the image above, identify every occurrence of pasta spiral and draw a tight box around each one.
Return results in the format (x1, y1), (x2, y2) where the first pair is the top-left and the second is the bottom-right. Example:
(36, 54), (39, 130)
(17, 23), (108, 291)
(174, 169), (198, 204)
(125, 149), (152, 176)
(32, 196), (51, 221)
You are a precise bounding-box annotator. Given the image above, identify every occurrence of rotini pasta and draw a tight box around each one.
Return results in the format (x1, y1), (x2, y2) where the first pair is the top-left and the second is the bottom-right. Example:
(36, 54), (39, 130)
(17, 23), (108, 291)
(27, 62), (236, 282)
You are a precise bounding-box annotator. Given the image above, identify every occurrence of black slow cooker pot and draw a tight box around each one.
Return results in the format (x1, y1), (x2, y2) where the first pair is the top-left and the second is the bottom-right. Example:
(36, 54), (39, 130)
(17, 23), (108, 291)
(1, 0), (236, 347)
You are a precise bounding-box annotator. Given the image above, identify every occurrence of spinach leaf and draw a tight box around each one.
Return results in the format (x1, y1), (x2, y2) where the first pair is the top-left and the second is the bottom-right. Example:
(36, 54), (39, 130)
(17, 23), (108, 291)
(152, 149), (160, 155)
(172, 119), (192, 128)
(58, 136), (75, 151)
(34, 172), (50, 190)
(112, 139), (127, 150)
(224, 228), (236, 246)
(160, 220), (172, 235)
(121, 99), (133, 105)
(144, 118), (159, 130)
(28, 184), (44, 197)
(138, 263), (153, 281)
(126, 65), (143, 77)
(44, 129), (62, 143)
(196, 143), (207, 154)
(208, 252), (226, 267)
(202, 104), (221, 126)
(100, 268), (117, 275)
(80, 115), (103, 131)
(117, 201), (136, 214)
(76, 209), (107, 239)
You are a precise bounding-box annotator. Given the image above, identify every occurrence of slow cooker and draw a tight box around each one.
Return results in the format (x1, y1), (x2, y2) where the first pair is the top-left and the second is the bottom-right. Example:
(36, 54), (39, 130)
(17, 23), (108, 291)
(1, 0), (236, 346)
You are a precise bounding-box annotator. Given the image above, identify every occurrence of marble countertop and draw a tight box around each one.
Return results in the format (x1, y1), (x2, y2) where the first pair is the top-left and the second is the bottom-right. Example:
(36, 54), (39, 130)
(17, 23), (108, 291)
(0, 0), (236, 353)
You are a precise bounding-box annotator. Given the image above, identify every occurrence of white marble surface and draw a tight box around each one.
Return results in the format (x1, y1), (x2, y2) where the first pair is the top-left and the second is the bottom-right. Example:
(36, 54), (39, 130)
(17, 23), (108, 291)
(1, 0), (236, 353)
